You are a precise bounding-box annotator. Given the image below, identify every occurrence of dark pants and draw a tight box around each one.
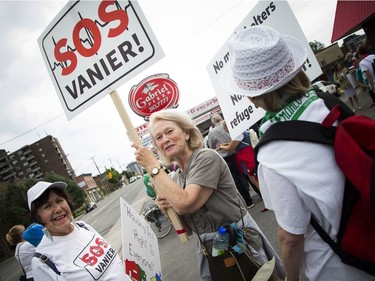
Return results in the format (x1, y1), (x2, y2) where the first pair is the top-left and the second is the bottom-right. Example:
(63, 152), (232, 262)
(224, 154), (253, 206)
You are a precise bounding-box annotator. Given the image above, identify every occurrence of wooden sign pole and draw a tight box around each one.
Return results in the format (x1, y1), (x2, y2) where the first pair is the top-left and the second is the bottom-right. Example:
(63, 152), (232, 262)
(110, 90), (189, 243)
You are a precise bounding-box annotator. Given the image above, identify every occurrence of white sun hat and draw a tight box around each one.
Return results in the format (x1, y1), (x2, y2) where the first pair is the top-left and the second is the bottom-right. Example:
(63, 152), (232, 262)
(222, 25), (308, 97)
(27, 181), (67, 210)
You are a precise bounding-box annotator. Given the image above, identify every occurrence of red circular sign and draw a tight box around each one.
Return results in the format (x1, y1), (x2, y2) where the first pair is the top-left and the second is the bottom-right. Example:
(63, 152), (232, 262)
(129, 74), (180, 119)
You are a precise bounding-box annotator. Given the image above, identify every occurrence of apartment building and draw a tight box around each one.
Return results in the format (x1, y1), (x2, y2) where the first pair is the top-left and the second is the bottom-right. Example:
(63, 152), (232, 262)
(2, 135), (76, 182)
(0, 149), (14, 182)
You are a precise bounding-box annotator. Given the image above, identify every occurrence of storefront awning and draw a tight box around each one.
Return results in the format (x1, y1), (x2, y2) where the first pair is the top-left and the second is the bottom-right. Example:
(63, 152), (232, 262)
(331, 0), (375, 43)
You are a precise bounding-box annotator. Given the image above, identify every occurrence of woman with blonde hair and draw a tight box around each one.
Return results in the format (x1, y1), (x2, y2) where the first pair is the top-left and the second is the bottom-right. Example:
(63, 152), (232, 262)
(132, 109), (284, 281)
(334, 62), (361, 111)
(6, 225), (36, 281)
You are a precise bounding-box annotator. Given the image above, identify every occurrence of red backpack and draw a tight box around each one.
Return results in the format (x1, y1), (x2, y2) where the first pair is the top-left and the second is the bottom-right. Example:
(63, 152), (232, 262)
(254, 92), (375, 276)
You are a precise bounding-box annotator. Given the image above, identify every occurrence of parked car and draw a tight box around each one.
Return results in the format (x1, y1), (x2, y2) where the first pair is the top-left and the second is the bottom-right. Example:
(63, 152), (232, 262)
(312, 80), (339, 96)
(86, 202), (97, 213)
(129, 176), (137, 183)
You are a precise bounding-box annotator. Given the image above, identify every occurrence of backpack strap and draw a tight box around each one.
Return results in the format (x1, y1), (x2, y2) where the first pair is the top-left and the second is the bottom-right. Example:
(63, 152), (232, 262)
(34, 252), (61, 275)
(75, 221), (90, 231)
(310, 216), (341, 256)
(315, 92), (354, 121)
(254, 92), (353, 162)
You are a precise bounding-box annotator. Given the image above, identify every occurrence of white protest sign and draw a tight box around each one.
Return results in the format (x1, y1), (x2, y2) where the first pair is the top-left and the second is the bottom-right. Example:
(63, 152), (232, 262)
(120, 198), (162, 281)
(38, 0), (164, 120)
(207, 1), (322, 139)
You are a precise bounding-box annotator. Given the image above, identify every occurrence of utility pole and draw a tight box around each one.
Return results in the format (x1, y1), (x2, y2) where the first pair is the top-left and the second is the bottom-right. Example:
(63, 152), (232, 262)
(90, 156), (101, 175)
(117, 159), (124, 171)
(108, 158), (115, 169)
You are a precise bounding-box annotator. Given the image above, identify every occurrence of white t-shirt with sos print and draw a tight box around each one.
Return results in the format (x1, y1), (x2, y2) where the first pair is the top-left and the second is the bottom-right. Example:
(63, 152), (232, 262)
(32, 222), (131, 281)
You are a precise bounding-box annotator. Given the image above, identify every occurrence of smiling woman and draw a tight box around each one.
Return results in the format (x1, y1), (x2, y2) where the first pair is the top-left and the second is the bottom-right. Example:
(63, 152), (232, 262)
(27, 181), (132, 281)
(132, 109), (285, 281)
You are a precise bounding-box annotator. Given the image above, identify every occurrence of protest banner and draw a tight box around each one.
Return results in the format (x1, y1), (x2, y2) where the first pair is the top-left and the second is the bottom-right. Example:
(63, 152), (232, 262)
(39, 0), (188, 243)
(207, 1), (322, 139)
(38, 0), (164, 120)
(121, 198), (162, 281)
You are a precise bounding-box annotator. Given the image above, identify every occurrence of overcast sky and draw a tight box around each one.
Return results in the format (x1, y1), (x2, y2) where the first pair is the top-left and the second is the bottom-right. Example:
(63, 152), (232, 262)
(0, 0), (358, 177)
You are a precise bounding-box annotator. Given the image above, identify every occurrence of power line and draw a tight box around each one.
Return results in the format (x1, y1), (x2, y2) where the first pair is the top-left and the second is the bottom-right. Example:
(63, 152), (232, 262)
(192, 1), (245, 36)
(0, 114), (64, 146)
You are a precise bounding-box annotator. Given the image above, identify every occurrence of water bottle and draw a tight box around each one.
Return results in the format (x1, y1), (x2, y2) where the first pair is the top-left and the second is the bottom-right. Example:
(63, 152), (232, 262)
(212, 226), (230, 257)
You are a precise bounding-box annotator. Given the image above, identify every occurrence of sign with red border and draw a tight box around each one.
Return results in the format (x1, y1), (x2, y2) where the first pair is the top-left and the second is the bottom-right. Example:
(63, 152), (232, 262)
(129, 74), (180, 119)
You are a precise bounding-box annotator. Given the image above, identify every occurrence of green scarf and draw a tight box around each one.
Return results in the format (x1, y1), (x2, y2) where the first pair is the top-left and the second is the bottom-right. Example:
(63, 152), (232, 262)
(259, 89), (318, 137)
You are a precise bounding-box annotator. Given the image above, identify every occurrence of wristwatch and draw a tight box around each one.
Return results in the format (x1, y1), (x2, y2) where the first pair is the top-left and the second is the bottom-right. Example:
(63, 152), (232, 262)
(151, 165), (163, 178)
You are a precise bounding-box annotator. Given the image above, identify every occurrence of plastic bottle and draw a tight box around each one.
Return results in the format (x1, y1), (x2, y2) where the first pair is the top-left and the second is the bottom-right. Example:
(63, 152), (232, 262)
(212, 226), (230, 257)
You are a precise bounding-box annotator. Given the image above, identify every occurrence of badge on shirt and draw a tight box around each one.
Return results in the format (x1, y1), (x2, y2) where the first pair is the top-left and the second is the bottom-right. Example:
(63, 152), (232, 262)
(73, 234), (117, 279)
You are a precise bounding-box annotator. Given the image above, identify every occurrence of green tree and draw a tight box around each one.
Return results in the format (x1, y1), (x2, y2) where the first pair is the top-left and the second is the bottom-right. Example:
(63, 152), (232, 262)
(0, 179), (36, 259)
(0, 175), (86, 260)
(0, 179), (36, 228)
(105, 168), (121, 184)
(309, 40), (325, 54)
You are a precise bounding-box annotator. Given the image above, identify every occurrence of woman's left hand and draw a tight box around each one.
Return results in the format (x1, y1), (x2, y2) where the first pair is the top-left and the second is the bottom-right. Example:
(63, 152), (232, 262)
(155, 195), (170, 213)
(131, 143), (159, 171)
(218, 143), (230, 152)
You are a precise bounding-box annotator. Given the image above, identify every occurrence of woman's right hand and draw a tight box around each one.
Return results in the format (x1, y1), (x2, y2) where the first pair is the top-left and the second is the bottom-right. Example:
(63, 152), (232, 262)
(131, 143), (160, 173)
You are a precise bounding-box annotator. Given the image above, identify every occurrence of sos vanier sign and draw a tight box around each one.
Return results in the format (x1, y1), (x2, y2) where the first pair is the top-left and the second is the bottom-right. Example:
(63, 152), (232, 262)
(38, 0), (164, 120)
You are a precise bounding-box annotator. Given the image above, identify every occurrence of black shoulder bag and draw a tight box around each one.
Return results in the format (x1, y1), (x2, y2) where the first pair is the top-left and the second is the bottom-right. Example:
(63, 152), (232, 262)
(190, 205), (279, 281)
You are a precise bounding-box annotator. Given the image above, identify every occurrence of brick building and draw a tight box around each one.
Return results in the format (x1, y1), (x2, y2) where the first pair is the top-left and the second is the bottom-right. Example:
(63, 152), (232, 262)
(75, 173), (102, 202)
(0, 149), (14, 182)
(1, 135), (76, 182)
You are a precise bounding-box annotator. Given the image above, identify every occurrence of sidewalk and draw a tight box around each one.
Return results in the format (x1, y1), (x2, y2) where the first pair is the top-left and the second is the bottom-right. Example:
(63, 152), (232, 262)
(339, 88), (375, 117)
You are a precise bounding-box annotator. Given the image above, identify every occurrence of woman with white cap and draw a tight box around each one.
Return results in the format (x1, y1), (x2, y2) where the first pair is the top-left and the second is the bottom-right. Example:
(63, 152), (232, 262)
(222, 25), (374, 281)
(27, 181), (132, 281)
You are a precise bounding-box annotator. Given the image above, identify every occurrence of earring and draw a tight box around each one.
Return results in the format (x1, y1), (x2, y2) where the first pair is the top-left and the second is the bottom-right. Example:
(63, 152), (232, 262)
(43, 227), (53, 241)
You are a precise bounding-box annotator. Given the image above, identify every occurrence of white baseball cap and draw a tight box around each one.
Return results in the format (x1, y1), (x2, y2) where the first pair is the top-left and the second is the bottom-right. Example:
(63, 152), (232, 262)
(27, 181), (67, 210)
